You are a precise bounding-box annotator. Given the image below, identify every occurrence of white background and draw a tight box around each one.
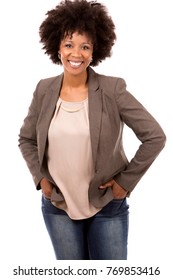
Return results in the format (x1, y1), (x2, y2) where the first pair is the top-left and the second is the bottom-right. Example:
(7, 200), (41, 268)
(0, 0), (172, 278)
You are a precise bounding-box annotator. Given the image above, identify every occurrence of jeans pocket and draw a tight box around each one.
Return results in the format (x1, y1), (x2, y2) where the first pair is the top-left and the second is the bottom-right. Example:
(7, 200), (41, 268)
(42, 195), (66, 215)
(98, 198), (129, 217)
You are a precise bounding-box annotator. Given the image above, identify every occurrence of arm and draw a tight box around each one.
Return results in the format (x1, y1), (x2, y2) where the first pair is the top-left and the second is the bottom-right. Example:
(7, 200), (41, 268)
(18, 81), (46, 189)
(113, 78), (166, 193)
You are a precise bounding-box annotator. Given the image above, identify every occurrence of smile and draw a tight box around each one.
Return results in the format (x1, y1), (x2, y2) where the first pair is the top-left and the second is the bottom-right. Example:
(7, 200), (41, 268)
(69, 61), (83, 68)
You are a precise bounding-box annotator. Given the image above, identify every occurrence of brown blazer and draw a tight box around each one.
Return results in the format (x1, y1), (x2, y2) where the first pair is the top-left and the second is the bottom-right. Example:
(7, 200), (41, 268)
(18, 67), (166, 208)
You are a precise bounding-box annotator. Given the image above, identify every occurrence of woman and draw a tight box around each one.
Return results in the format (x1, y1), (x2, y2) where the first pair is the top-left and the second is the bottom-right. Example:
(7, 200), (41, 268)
(18, 0), (166, 260)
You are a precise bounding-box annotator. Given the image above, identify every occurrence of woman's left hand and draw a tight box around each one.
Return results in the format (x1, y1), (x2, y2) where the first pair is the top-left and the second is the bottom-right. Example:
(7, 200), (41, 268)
(99, 179), (127, 199)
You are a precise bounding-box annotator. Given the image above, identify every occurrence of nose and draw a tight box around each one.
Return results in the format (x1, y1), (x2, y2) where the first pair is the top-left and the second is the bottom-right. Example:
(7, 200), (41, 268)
(71, 46), (82, 57)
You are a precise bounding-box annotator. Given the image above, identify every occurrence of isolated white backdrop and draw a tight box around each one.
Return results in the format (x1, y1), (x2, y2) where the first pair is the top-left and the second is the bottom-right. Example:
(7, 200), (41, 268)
(0, 0), (172, 277)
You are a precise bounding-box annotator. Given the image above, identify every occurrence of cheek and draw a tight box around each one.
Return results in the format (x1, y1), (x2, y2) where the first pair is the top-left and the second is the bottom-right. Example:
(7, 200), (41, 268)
(59, 47), (70, 57)
(60, 52), (70, 64)
(61, 51), (68, 58)
(86, 55), (93, 64)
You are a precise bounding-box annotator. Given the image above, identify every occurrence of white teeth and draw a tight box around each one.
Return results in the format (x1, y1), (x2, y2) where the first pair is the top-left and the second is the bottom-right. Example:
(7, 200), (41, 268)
(69, 61), (82, 67)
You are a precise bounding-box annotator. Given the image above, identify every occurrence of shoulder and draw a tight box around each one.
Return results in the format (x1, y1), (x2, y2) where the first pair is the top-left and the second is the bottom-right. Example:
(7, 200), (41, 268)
(88, 67), (126, 91)
(98, 74), (126, 90)
(36, 73), (63, 93)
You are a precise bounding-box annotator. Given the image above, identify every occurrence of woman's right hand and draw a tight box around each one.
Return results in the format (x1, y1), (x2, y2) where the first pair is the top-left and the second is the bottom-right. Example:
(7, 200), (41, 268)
(40, 178), (53, 199)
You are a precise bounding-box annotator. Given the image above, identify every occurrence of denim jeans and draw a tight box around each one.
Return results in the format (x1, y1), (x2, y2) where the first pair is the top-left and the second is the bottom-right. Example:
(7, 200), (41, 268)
(41, 195), (129, 260)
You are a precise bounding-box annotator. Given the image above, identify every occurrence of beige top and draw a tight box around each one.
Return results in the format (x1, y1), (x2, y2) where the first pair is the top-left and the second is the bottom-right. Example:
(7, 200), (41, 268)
(47, 98), (101, 219)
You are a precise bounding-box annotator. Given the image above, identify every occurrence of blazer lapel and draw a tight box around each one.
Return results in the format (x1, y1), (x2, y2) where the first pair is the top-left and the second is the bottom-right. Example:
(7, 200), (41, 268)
(88, 68), (102, 169)
(39, 74), (63, 166)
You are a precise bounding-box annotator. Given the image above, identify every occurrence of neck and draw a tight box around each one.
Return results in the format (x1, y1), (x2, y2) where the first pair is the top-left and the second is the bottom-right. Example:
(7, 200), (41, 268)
(62, 70), (88, 89)
(60, 70), (89, 102)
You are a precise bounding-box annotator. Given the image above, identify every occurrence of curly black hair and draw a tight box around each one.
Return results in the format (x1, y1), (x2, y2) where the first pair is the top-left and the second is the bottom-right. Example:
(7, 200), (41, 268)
(39, 0), (116, 66)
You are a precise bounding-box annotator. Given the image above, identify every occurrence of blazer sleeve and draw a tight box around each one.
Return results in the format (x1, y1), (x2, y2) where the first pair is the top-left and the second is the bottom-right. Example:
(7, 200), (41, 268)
(18, 81), (44, 188)
(113, 78), (166, 192)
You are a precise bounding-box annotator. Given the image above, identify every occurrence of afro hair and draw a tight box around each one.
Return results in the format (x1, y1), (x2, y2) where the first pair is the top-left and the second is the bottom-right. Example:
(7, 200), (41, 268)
(39, 0), (116, 66)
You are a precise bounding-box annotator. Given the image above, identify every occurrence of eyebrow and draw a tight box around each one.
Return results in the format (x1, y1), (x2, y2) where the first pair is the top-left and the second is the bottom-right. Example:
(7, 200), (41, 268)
(64, 39), (91, 44)
(64, 40), (92, 46)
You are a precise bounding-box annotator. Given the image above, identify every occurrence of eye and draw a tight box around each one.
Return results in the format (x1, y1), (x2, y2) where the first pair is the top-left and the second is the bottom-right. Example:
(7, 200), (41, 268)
(82, 45), (90, 50)
(65, 43), (72, 48)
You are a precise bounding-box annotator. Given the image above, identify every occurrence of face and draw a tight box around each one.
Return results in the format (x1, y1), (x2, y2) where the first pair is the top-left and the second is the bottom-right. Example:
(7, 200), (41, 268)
(59, 32), (93, 76)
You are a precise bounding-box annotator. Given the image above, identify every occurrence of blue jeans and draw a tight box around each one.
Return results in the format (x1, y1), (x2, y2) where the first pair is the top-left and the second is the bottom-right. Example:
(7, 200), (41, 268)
(41, 196), (129, 260)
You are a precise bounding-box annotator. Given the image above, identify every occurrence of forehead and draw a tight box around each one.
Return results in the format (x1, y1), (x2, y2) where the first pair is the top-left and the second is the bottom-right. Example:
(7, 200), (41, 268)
(63, 31), (93, 43)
